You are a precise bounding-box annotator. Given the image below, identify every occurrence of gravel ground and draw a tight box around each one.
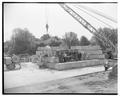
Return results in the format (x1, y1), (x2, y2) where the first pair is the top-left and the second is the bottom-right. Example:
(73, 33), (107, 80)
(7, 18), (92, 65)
(4, 70), (117, 94)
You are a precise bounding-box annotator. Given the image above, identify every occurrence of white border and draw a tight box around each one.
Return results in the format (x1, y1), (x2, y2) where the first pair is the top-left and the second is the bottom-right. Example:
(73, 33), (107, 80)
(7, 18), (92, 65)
(0, 0), (119, 96)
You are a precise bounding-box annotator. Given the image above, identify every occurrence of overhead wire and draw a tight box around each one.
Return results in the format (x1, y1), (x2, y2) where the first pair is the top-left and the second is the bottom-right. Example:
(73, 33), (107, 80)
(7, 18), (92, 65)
(76, 4), (117, 23)
(61, 4), (116, 51)
(73, 4), (116, 42)
(72, 5), (113, 28)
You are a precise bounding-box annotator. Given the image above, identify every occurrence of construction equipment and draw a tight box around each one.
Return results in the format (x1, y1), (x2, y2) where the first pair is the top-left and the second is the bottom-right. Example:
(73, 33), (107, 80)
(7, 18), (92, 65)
(4, 55), (21, 71)
(59, 3), (117, 75)
(59, 3), (117, 54)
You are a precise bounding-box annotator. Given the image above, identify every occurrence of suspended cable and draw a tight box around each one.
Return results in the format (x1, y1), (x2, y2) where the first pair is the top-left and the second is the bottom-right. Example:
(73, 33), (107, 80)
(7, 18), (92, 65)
(73, 5), (113, 28)
(74, 5), (116, 45)
(76, 4), (117, 23)
(45, 6), (49, 33)
(60, 4), (116, 52)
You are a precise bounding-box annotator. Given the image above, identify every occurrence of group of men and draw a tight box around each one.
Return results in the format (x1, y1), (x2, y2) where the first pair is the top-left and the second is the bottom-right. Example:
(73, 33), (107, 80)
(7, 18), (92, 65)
(56, 50), (82, 63)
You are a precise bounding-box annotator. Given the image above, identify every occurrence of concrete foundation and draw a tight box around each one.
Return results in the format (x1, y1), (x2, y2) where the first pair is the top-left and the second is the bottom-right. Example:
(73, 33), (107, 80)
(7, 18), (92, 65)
(46, 59), (106, 70)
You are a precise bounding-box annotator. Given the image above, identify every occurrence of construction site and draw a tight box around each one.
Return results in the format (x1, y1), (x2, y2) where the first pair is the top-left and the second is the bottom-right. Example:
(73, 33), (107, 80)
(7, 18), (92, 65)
(3, 2), (118, 94)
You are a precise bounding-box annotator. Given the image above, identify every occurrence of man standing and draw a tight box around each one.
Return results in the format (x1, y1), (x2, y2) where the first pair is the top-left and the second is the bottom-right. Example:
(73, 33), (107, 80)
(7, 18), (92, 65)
(104, 60), (109, 71)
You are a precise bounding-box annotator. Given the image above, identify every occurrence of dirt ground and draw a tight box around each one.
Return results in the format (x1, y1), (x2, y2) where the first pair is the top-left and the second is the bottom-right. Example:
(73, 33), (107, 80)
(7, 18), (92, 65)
(4, 70), (117, 94)
(4, 62), (105, 89)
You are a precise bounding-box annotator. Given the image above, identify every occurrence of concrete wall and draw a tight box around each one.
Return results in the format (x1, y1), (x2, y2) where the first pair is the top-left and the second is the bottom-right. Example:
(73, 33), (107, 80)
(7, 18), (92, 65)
(46, 59), (106, 70)
(78, 50), (102, 54)
(71, 45), (101, 50)
(36, 45), (105, 60)
(87, 54), (105, 60)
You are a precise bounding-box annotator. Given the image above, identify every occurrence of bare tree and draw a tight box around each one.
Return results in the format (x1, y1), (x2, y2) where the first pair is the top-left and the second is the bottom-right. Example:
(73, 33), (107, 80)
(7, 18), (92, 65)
(63, 32), (79, 49)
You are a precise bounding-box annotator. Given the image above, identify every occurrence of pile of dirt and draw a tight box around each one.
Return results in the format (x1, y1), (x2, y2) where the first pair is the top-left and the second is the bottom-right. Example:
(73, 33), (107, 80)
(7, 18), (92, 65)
(82, 70), (117, 93)
(108, 65), (117, 80)
(41, 71), (117, 93)
(21, 62), (39, 70)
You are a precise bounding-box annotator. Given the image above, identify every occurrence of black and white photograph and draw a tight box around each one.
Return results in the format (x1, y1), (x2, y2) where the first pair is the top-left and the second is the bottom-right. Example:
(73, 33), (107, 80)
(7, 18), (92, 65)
(3, 2), (118, 94)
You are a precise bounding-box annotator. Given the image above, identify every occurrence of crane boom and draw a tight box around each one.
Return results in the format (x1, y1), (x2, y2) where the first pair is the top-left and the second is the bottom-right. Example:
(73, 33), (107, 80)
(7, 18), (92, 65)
(59, 3), (116, 52)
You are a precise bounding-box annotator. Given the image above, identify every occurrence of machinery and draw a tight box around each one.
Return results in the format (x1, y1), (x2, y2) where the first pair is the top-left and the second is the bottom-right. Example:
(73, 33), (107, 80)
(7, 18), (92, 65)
(38, 3), (117, 68)
(4, 55), (21, 71)
(59, 3), (117, 59)
(59, 3), (117, 72)
(4, 3), (117, 70)
(55, 49), (82, 63)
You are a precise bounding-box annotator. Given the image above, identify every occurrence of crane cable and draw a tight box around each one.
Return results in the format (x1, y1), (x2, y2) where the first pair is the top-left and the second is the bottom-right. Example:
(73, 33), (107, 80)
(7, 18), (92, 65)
(72, 5), (113, 28)
(76, 4), (117, 23)
(45, 6), (49, 33)
(73, 4), (116, 45)
(59, 4), (116, 51)
(73, 5), (115, 49)
(74, 4), (116, 51)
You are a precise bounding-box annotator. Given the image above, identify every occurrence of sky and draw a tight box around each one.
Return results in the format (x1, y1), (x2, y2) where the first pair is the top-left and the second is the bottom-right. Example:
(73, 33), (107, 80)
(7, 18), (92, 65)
(4, 3), (117, 41)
